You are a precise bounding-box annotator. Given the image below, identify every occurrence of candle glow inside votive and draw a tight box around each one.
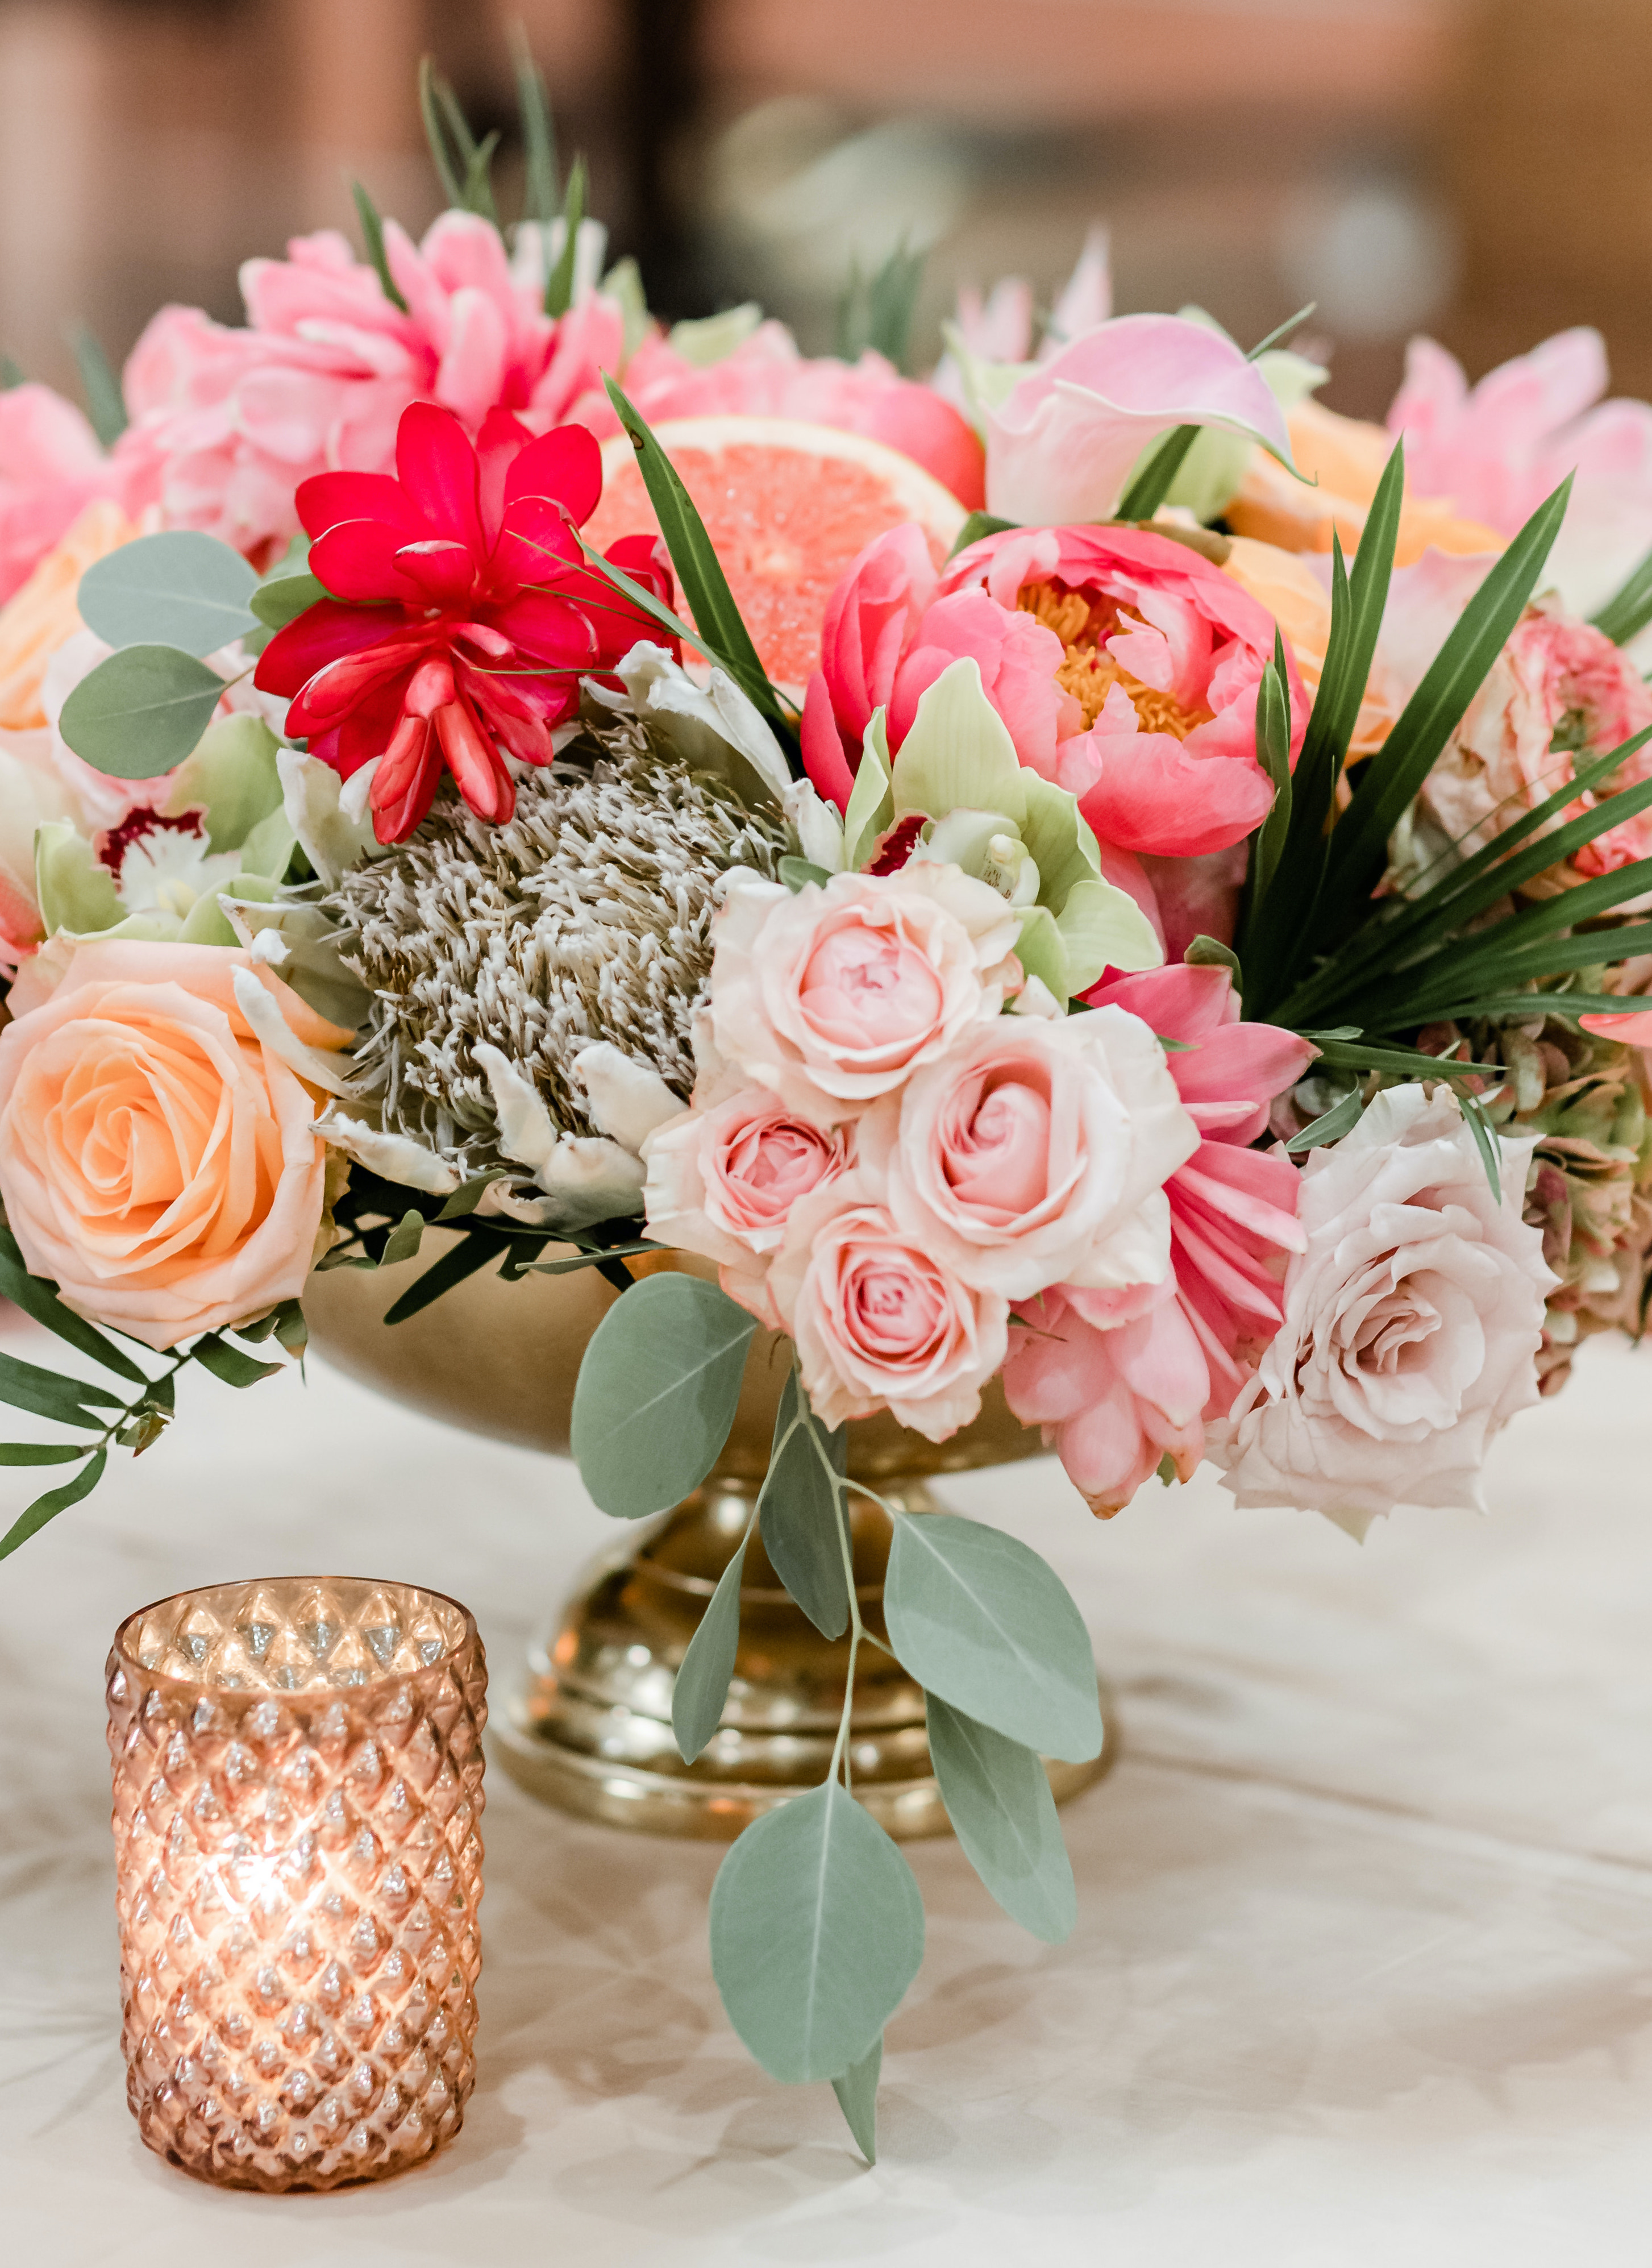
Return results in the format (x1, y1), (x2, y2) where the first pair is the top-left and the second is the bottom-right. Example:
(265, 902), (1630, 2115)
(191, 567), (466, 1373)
(105, 1576), (486, 2191)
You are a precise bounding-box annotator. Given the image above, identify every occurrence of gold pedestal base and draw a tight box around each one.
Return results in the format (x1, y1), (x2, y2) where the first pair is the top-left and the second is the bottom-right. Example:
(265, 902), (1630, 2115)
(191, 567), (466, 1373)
(497, 1478), (1117, 1840)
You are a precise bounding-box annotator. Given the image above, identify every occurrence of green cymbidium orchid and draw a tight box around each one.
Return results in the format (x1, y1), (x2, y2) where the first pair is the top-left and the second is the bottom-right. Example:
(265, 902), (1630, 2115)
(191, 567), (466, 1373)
(846, 657), (1162, 999)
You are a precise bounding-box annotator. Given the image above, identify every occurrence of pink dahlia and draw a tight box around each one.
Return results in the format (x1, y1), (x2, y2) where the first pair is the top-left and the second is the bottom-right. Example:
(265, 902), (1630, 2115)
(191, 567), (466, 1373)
(253, 400), (671, 842)
(1002, 962), (1312, 1513)
(113, 213), (627, 568)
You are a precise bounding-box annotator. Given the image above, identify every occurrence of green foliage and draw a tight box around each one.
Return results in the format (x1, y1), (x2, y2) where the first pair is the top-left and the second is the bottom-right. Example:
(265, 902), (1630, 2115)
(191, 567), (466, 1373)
(883, 1511), (1104, 1763)
(671, 1531), (748, 1763)
(831, 2036), (882, 2165)
(418, 57), (500, 229)
(0, 1449), (106, 1563)
(0, 1348), (118, 1428)
(948, 510), (1018, 559)
(542, 156), (587, 319)
(925, 1693), (1076, 1942)
(190, 1335), (285, 1389)
(570, 1273), (756, 1518)
(1244, 630), (1293, 916)
(597, 377), (794, 736)
(779, 855), (831, 892)
(758, 1369), (850, 1639)
(77, 531), (259, 658)
(1284, 1084), (1364, 1154)
(70, 323), (127, 445)
(1114, 425), (1201, 522)
(511, 25), (559, 226)
(352, 181), (410, 314)
(0, 1230), (145, 1382)
(708, 1781), (924, 2084)
(1591, 542), (1652, 647)
(382, 1229), (510, 1323)
(836, 241), (927, 372)
(59, 645), (227, 779)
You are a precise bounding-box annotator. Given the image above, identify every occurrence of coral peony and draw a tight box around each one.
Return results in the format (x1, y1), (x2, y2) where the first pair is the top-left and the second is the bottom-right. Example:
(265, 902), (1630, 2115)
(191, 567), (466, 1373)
(1209, 1086), (1554, 1533)
(1003, 962), (1311, 1512)
(254, 400), (672, 840)
(940, 523), (1308, 859)
(0, 384), (118, 605)
(113, 213), (627, 566)
(0, 941), (352, 1349)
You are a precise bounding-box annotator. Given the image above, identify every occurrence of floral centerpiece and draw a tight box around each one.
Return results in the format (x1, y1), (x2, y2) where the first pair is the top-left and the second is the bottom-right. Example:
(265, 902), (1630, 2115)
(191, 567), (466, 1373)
(3, 57), (1652, 2160)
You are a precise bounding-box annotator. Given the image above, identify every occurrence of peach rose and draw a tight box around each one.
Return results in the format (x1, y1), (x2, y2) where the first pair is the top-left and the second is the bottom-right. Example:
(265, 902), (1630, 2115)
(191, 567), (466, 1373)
(643, 1086), (851, 1293)
(859, 1007), (1198, 1301)
(1226, 397), (1505, 564)
(766, 1178), (1008, 1440)
(0, 941), (353, 1348)
(1220, 535), (1404, 760)
(0, 497), (140, 730)
(707, 867), (1020, 1125)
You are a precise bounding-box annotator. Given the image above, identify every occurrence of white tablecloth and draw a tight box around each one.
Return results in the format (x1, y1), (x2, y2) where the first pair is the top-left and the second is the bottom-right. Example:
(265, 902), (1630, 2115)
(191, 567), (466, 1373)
(1, 1318), (1649, 2267)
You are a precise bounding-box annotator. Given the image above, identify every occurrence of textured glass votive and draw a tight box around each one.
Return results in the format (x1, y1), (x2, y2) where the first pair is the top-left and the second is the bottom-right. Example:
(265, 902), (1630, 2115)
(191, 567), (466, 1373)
(105, 1576), (486, 2191)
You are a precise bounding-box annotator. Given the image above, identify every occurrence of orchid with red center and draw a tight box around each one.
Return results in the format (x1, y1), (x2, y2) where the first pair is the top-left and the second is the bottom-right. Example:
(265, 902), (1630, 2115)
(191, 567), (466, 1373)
(254, 400), (674, 841)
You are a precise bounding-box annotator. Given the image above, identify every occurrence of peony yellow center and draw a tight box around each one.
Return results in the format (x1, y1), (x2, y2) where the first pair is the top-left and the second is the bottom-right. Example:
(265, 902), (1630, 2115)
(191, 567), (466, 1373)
(1017, 579), (1213, 740)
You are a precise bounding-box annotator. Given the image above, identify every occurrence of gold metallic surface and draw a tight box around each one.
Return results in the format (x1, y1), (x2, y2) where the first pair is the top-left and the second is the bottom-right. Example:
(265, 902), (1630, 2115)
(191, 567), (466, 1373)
(307, 1237), (1113, 1840)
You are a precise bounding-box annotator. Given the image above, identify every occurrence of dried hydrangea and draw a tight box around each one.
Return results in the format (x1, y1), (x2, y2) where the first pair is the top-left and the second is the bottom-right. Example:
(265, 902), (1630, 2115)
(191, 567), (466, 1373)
(327, 720), (786, 1181)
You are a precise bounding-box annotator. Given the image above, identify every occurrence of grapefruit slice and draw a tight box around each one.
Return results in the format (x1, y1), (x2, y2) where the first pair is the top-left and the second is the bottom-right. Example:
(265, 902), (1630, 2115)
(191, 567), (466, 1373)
(583, 415), (967, 690)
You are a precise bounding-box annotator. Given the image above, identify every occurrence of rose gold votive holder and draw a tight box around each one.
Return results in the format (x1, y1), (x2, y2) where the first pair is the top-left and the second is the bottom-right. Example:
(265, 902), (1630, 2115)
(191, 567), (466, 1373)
(105, 1576), (486, 2191)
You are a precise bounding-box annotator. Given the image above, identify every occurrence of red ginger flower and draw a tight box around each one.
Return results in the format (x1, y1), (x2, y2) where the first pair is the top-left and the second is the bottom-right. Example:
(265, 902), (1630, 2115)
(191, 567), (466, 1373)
(254, 400), (674, 841)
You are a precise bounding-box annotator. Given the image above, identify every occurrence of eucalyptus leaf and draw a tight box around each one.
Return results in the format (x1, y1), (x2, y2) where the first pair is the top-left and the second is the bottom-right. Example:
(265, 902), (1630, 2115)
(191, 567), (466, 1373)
(831, 2035), (882, 2165)
(571, 1274), (756, 1518)
(926, 1693), (1077, 1943)
(249, 571), (327, 634)
(758, 1371), (849, 1639)
(709, 1781), (924, 2083)
(380, 1210), (426, 1267)
(0, 1448), (106, 1563)
(884, 1512), (1103, 1763)
(59, 646), (226, 779)
(672, 1531), (748, 1762)
(78, 531), (259, 658)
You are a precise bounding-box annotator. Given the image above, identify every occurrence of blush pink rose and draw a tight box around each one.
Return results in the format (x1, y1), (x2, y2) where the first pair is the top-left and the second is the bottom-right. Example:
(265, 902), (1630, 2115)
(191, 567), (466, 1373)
(643, 1088), (850, 1320)
(859, 1007), (1197, 1301)
(765, 1179), (1008, 1439)
(706, 867), (1021, 1125)
(0, 941), (352, 1349)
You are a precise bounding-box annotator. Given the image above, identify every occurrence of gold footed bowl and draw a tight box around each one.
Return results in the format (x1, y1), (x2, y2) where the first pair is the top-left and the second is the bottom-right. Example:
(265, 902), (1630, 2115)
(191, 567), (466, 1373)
(306, 1234), (1116, 1840)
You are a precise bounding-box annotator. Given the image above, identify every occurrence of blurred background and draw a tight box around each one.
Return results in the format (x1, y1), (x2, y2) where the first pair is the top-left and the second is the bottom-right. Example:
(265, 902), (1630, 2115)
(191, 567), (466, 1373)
(0, 0), (1645, 422)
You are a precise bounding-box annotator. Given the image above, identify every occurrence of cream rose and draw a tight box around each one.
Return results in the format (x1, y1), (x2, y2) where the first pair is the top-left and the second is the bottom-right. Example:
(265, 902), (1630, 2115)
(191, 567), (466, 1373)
(706, 866), (1020, 1125)
(643, 1087), (851, 1269)
(0, 940), (353, 1349)
(860, 1006), (1198, 1301)
(1210, 1086), (1555, 1534)
(765, 1178), (1008, 1440)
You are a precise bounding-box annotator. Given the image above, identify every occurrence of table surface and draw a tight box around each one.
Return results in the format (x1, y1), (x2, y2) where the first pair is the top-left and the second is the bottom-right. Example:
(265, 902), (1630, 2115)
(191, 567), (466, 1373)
(1, 1315), (1648, 2268)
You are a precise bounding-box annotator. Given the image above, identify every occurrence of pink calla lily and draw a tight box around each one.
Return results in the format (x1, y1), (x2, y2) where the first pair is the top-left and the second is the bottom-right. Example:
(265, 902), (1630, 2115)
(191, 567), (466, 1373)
(984, 313), (1296, 525)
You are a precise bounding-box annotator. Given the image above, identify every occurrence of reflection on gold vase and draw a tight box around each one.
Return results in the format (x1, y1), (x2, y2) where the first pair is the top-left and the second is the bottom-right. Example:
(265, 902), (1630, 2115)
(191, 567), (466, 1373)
(306, 1234), (1116, 1838)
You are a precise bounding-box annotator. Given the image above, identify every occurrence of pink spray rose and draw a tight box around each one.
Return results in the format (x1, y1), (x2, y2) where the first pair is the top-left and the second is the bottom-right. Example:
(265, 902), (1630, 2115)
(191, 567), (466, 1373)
(1209, 1085), (1555, 1534)
(111, 214), (627, 564)
(0, 942), (352, 1349)
(0, 384), (117, 604)
(764, 1178), (1008, 1440)
(643, 1088), (851, 1320)
(704, 867), (1021, 1125)
(1002, 963), (1313, 1514)
(859, 1007), (1197, 1301)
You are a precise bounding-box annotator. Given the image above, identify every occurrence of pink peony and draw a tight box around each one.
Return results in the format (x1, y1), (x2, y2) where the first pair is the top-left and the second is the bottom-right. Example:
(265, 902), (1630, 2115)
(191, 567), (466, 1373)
(764, 1177), (1008, 1440)
(615, 322), (985, 508)
(704, 867), (1020, 1126)
(1209, 1085), (1555, 1534)
(1388, 328), (1652, 619)
(0, 384), (116, 604)
(859, 1007), (1197, 1301)
(1002, 962), (1312, 1513)
(112, 214), (627, 566)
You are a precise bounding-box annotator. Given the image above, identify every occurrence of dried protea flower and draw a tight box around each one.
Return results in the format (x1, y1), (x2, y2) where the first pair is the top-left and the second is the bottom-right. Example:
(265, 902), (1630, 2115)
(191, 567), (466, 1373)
(327, 720), (785, 1181)
(1424, 1016), (1652, 1391)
